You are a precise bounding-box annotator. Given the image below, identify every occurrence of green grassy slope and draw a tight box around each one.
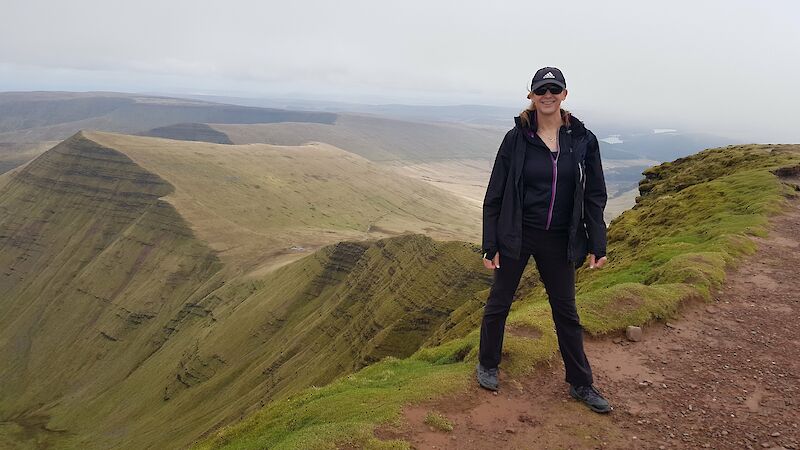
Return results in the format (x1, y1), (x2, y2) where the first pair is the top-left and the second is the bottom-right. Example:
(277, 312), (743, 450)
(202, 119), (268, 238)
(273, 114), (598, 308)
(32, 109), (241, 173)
(0, 132), (225, 447)
(85, 131), (480, 275)
(0, 133), (493, 449)
(193, 144), (800, 449)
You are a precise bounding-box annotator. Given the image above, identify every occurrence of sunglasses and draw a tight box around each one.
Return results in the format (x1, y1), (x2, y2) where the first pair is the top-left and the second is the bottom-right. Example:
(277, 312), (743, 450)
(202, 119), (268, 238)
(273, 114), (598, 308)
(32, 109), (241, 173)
(532, 84), (564, 96)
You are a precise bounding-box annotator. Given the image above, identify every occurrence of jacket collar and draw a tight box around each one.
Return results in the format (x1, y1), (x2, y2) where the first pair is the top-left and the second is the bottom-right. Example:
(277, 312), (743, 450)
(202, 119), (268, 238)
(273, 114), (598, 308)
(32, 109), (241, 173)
(513, 109), (587, 137)
(511, 109), (587, 187)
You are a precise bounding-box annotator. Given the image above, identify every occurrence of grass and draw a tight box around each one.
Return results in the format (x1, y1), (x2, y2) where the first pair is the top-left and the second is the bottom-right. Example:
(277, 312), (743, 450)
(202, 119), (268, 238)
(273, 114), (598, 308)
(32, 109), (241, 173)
(193, 358), (465, 450)
(423, 411), (454, 432)
(86, 131), (481, 275)
(0, 133), (492, 450)
(192, 143), (800, 449)
(3, 133), (797, 450)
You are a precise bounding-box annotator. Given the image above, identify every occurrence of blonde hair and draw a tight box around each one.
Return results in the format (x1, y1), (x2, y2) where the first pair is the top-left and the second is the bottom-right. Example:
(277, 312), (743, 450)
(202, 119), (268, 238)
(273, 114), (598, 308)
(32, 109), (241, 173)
(519, 94), (571, 130)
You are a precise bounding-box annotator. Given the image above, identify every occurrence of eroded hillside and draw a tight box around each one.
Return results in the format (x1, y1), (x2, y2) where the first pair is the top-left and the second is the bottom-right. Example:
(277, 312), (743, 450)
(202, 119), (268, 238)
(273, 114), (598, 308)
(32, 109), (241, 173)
(0, 132), (492, 449)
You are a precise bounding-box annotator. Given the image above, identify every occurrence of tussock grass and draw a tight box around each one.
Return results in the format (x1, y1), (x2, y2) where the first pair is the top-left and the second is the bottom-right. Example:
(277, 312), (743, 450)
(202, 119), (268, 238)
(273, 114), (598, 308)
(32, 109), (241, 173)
(195, 144), (800, 449)
(193, 358), (465, 449)
(423, 411), (454, 432)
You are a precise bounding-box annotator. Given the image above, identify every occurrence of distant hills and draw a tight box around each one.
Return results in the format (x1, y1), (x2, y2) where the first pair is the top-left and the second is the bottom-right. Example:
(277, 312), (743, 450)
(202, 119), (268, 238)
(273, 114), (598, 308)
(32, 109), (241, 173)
(0, 91), (503, 173)
(0, 141), (58, 175)
(0, 91), (506, 163)
(143, 123), (233, 144)
(0, 91), (335, 142)
(213, 114), (502, 163)
(178, 93), (746, 162)
(0, 91), (745, 225)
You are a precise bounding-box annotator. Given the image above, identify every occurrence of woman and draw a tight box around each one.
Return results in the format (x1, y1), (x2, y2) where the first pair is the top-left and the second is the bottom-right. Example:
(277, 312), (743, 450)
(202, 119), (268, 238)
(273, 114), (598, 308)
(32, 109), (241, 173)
(475, 67), (612, 414)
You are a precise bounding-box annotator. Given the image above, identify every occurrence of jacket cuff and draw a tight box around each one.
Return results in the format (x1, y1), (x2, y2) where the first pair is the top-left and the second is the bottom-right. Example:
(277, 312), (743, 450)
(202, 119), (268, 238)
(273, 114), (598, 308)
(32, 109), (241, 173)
(482, 249), (497, 260)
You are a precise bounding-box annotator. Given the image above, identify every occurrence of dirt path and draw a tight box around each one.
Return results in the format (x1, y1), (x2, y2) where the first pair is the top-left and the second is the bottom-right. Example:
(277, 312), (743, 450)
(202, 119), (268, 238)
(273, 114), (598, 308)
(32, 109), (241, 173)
(377, 196), (800, 450)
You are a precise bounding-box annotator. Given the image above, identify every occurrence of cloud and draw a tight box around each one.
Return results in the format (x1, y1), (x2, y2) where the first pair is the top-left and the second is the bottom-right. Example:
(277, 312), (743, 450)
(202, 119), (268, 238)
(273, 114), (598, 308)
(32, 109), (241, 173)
(1, 0), (798, 142)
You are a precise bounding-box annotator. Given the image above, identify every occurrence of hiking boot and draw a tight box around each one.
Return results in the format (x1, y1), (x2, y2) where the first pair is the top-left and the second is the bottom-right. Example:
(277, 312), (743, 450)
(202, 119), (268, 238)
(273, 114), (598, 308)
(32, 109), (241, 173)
(476, 363), (498, 391)
(569, 384), (612, 413)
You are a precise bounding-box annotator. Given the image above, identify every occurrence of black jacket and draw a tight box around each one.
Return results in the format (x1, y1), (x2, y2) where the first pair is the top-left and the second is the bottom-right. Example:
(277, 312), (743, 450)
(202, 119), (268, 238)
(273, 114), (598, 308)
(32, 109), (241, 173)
(520, 129), (576, 231)
(482, 111), (608, 268)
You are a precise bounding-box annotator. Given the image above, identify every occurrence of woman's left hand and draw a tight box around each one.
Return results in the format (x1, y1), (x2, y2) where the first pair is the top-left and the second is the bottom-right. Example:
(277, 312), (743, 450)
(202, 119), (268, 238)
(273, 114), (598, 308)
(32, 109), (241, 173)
(588, 254), (607, 269)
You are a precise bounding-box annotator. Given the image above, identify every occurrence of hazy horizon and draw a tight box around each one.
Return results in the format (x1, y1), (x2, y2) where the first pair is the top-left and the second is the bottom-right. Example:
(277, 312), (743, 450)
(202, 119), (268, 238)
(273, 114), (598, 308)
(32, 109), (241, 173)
(1, 0), (798, 143)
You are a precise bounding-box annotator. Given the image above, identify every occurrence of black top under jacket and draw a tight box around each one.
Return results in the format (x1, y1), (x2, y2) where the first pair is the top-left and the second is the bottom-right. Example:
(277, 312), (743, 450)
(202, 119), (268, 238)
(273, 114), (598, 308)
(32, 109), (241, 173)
(482, 110), (608, 267)
(521, 129), (576, 231)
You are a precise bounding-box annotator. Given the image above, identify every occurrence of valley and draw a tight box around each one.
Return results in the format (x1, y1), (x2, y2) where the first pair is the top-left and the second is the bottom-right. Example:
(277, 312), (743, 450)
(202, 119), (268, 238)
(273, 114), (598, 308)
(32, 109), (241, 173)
(0, 92), (785, 449)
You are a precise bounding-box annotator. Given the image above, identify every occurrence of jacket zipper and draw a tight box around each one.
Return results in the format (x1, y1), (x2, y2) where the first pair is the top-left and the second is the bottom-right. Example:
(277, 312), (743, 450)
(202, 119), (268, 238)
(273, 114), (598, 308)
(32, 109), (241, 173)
(579, 161), (585, 220)
(545, 134), (560, 230)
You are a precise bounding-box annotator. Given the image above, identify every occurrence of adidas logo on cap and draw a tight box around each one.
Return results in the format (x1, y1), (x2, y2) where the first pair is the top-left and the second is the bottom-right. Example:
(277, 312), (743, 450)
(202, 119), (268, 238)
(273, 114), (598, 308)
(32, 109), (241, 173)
(531, 67), (566, 91)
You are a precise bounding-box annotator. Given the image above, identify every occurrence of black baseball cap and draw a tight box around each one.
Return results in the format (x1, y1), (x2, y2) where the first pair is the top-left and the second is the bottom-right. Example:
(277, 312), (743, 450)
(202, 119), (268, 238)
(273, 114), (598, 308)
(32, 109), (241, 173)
(530, 67), (567, 91)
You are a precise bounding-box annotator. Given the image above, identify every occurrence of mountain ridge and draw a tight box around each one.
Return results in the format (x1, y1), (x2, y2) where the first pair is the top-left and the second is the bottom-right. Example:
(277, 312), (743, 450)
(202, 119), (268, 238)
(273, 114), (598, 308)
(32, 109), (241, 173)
(81, 130), (481, 275)
(191, 143), (800, 449)
(0, 130), (491, 449)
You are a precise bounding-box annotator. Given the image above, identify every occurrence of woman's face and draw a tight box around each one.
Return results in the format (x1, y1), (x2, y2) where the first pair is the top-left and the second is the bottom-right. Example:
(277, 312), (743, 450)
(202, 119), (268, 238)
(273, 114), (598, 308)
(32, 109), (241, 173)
(530, 84), (568, 115)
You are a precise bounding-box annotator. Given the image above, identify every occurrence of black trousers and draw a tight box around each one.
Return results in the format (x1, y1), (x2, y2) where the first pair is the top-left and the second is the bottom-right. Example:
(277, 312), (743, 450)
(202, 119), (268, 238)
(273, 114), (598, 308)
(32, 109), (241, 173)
(478, 226), (593, 387)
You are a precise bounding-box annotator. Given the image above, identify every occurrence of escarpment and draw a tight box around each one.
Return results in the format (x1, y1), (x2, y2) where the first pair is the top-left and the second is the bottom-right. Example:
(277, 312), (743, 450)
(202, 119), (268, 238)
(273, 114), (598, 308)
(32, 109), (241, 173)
(0, 131), (493, 449)
(0, 132), (224, 432)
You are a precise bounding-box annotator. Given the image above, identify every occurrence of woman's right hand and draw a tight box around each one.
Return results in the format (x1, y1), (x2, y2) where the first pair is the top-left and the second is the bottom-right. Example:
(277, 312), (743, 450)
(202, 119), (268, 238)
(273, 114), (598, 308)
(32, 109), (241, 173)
(483, 253), (500, 270)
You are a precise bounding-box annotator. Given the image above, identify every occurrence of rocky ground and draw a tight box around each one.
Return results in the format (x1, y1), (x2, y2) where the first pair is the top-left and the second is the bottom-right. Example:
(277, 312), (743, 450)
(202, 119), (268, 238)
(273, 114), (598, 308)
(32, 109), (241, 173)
(375, 196), (800, 449)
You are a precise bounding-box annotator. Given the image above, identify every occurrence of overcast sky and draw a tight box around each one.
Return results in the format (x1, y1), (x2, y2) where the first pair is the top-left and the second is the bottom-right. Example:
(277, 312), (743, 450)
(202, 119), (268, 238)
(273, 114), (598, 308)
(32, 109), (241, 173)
(1, 0), (798, 142)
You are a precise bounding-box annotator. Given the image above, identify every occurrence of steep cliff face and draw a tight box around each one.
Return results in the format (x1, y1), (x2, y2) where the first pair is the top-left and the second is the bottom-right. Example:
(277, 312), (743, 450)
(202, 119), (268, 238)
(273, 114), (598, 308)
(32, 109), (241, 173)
(0, 133), (492, 449)
(0, 132), (225, 445)
(223, 234), (491, 401)
(0, 131), (222, 397)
